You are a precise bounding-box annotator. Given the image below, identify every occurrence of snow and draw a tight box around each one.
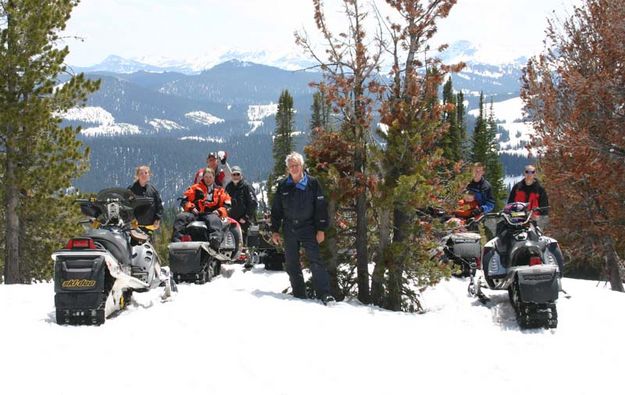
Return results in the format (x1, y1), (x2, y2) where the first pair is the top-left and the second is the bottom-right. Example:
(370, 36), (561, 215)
(58, 106), (115, 125)
(178, 136), (225, 143)
(1, 269), (623, 395)
(147, 118), (186, 131)
(185, 111), (225, 126)
(247, 103), (278, 135)
(81, 122), (141, 137)
(469, 96), (536, 156)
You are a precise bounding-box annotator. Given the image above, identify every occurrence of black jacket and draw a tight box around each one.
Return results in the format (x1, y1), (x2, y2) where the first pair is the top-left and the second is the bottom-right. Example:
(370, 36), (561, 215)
(128, 181), (164, 226)
(508, 179), (549, 215)
(225, 179), (258, 222)
(270, 174), (328, 233)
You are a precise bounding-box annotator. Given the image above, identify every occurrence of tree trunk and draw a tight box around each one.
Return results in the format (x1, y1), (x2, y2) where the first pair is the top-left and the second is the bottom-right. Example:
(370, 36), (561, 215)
(355, 192), (370, 304)
(325, 198), (340, 299)
(386, 207), (407, 311)
(603, 236), (624, 292)
(371, 207), (391, 306)
(4, 138), (21, 284)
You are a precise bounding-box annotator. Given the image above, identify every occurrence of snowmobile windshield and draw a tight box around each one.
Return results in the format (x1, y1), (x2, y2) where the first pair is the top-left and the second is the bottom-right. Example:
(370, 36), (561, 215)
(503, 202), (530, 224)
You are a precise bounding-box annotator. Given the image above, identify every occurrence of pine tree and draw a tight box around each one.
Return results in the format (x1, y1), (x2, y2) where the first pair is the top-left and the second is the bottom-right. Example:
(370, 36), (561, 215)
(485, 101), (507, 208)
(441, 78), (462, 163)
(267, 90), (295, 202)
(470, 94), (506, 209)
(0, 0), (100, 283)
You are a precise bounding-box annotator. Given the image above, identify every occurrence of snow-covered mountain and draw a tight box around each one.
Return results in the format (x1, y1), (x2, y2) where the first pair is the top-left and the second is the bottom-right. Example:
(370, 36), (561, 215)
(75, 49), (318, 75)
(1, 269), (622, 395)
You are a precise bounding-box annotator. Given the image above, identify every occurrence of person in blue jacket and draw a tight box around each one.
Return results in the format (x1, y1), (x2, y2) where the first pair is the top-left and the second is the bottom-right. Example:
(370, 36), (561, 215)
(465, 162), (495, 216)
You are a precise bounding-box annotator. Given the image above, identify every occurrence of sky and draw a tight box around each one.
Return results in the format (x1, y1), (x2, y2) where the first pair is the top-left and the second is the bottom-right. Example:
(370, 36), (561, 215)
(64, 0), (582, 66)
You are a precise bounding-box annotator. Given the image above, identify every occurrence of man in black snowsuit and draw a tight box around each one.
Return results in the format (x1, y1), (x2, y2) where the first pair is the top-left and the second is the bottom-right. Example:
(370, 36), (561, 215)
(225, 165), (258, 241)
(270, 152), (334, 304)
(128, 165), (164, 232)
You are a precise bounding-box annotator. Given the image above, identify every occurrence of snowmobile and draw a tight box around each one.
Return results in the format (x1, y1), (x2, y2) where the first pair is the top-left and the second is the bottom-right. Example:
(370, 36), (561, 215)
(474, 202), (564, 329)
(52, 188), (175, 326)
(245, 213), (285, 271)
(168, 208), (243, 284)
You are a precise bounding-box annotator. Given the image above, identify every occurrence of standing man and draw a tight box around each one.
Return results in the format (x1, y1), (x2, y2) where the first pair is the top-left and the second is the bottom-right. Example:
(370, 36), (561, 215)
(225, 165), (258, 241)
(193, 151), (232, 187)
(508, 164), (549, 215)
(466, 162), (495, 216)
(270, 152), (334, 304)
(128, 165), (163, 232)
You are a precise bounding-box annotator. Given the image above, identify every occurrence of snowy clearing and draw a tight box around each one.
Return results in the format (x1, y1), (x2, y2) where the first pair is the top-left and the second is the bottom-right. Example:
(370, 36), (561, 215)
(0, 267), (623, 395)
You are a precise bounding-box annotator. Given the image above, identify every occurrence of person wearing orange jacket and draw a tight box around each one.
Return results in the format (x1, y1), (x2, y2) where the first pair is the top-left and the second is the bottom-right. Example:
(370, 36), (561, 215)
(172, 167), (232, 249)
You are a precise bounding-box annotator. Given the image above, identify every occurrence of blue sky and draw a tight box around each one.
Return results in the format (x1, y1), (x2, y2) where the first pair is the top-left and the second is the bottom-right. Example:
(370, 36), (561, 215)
(64, 0), (581, 66)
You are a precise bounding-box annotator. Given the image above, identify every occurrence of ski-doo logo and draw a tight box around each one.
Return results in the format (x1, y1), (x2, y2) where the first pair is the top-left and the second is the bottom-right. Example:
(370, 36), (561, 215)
(62, 279), (96, 289)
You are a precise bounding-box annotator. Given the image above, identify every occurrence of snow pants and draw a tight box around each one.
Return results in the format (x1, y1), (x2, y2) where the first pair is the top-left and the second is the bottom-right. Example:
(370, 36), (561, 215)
(283, 222), (331, 299)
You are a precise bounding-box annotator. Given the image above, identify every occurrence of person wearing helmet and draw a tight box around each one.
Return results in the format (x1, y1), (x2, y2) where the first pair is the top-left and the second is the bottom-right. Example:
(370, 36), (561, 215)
(193, 151), (232, 187)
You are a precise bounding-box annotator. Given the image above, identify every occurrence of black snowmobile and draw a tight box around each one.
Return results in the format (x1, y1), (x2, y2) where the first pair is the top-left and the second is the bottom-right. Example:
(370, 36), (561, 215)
(475, 202), (564, 329)
(52, 188), (175, 325)
(245, 212), (285, 271)
(168, 205), (243, 284)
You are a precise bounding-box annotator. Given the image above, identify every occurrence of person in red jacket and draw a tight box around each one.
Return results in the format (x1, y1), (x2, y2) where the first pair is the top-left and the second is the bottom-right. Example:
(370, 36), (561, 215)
(193, 151), (232, 187)
(508, 165), (549, 216)
(172, 168), (232, 249)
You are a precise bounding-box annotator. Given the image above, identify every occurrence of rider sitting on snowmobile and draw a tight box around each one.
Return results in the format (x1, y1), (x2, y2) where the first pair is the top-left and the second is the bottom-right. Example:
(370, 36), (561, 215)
(172, 167), (232, 250)
(447, 190), (482, 231)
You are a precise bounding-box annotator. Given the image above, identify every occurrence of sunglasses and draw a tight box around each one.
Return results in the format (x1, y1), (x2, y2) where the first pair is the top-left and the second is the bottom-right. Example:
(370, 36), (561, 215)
(232, 173), (241, 176)
(525, 170), (536, 174)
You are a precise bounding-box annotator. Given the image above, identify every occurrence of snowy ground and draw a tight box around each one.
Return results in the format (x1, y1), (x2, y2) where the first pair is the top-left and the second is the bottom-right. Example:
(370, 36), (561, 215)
(0, 267), (623, 395)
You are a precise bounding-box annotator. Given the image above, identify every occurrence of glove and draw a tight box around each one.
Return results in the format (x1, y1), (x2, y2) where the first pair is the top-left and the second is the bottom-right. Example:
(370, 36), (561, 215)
(471, 207), (482, 217)
(218, 150), (227, 165)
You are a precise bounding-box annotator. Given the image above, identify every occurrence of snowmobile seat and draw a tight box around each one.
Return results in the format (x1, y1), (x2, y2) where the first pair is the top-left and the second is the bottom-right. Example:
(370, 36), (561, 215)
(86, 229), (132, 267)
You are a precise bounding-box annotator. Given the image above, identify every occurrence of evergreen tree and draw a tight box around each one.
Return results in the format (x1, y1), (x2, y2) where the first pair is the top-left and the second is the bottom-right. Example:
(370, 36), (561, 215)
(0, 0), (100, 283)
(456, 91), (468, 159)
(267, 90), (295, 202)
(485, 101), (507, 208)
(441, 78), (462, 163)
(470, 94), (506, 209)
(310, 91), (332, 132)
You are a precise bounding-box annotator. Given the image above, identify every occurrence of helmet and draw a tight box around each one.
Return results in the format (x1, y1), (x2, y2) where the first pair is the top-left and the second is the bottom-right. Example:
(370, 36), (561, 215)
(503, 202), (529, 224)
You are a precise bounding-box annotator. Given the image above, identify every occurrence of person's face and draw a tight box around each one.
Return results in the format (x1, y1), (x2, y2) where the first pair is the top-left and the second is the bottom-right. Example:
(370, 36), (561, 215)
(473, 166), (484, 180)
(138, 169), (150, 185)
(232, 171), (242, 183)
(464, 193), (475, 202)
(287, 159), (303, 179)
(524, 166), (536, 181)
(207, 157), (218, 169)
(203, 171), (215, 185)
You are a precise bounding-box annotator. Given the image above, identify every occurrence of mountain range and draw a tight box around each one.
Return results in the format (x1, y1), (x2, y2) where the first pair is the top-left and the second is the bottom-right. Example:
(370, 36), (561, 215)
(66, 41), (533, 204)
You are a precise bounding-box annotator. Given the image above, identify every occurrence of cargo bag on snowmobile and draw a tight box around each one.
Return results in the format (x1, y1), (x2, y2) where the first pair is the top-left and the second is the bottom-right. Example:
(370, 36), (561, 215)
(168, 241), (208, 282)
(446, 232), (481, 259)
(516, 266), (559, 304)
(54, 255), (107, 325)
